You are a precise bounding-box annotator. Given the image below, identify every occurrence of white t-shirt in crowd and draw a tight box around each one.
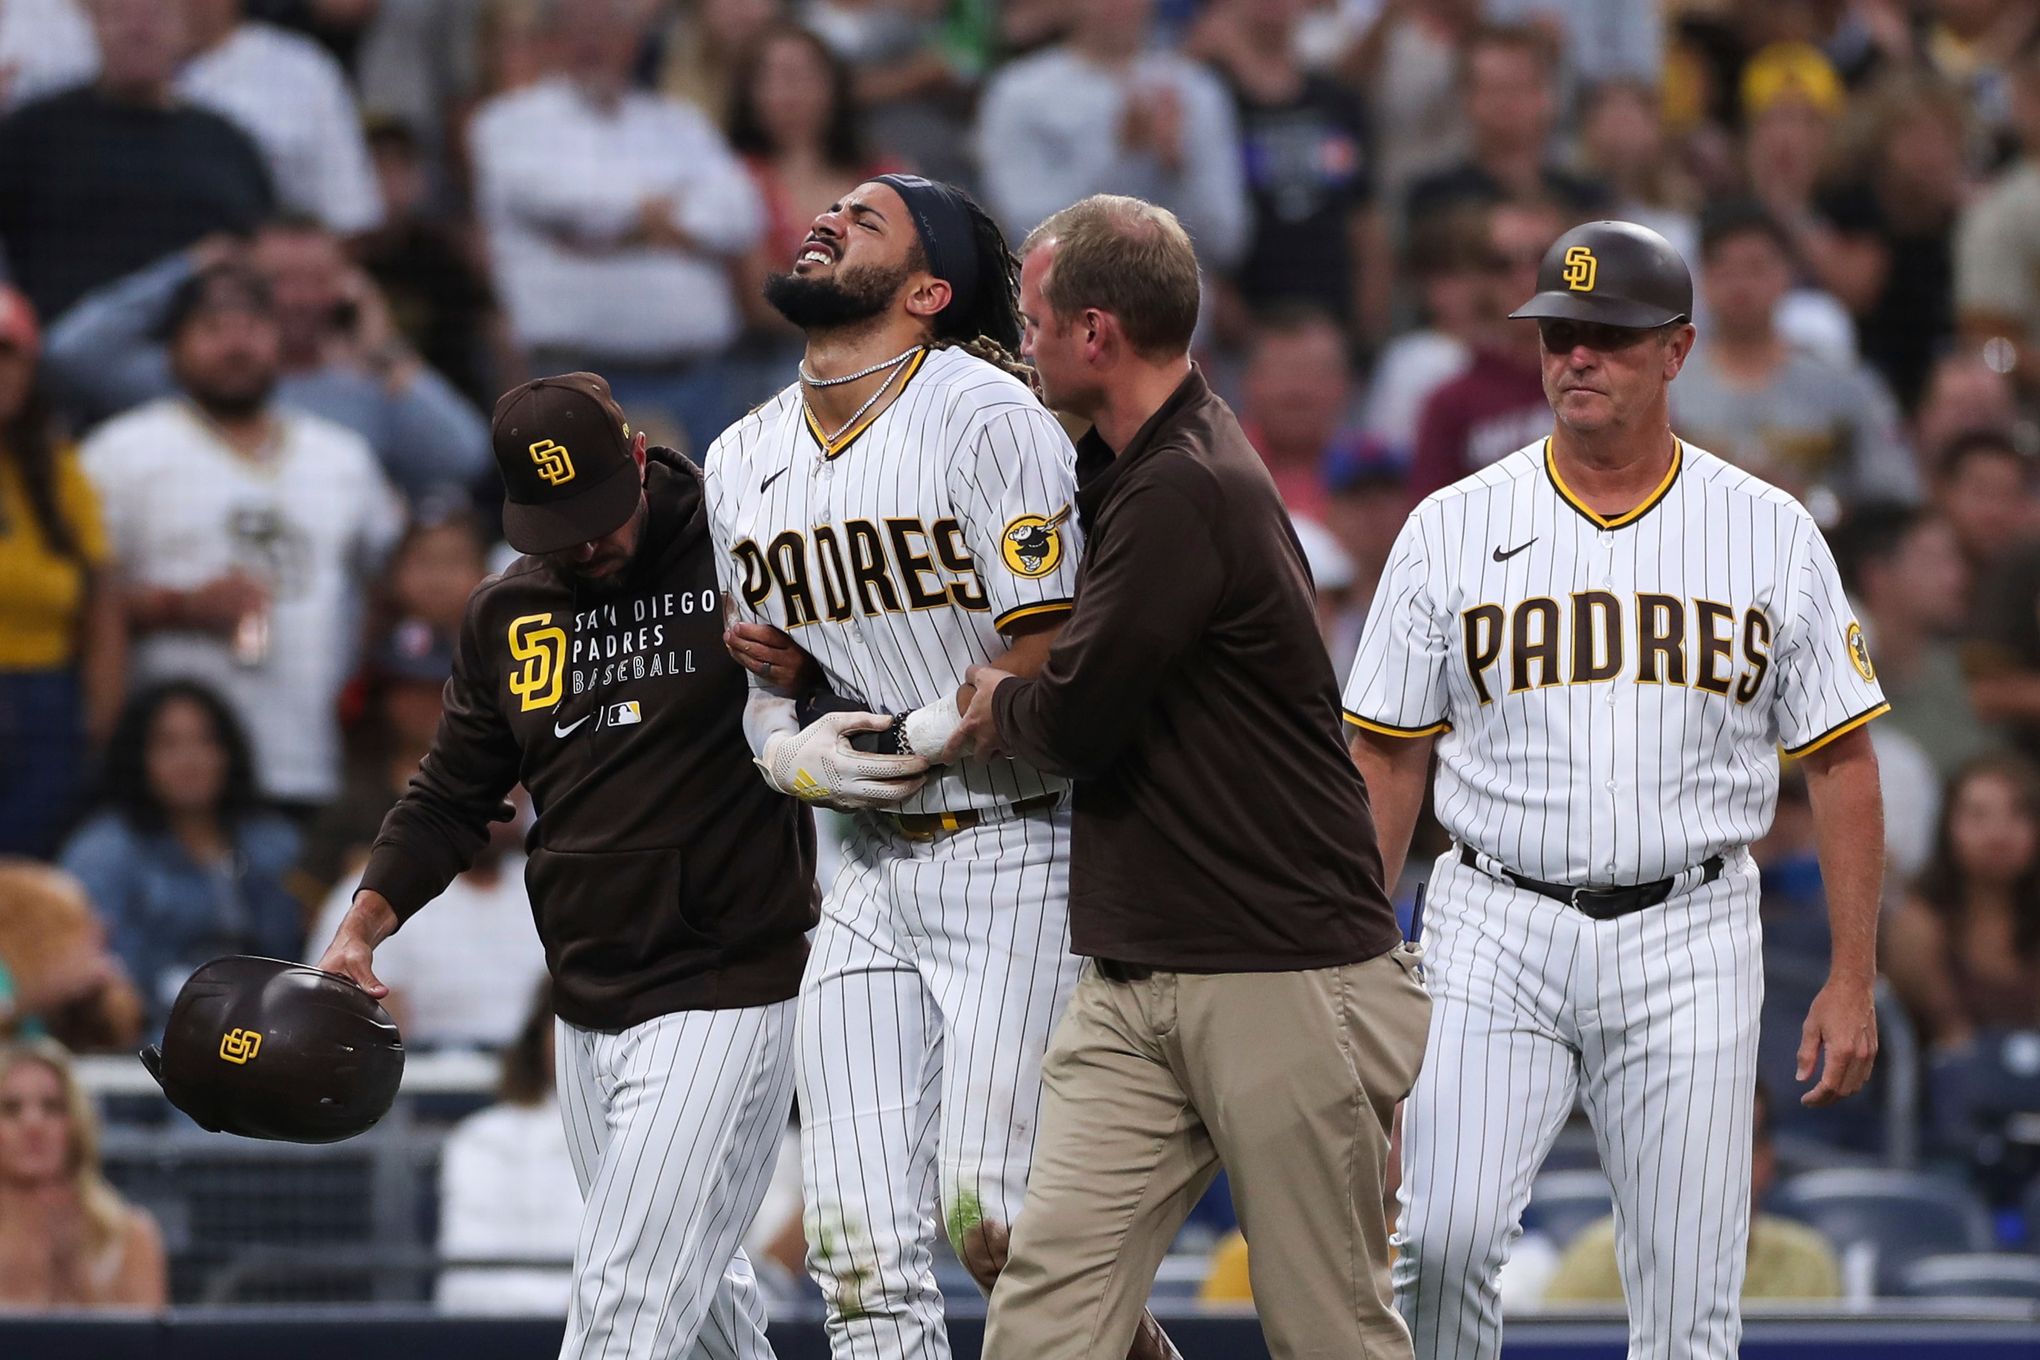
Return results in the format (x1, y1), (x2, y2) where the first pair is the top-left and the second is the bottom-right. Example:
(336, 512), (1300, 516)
(436, 1098), (580, 1315)
(311, 855), (546, 1049)
(82, 398), (401, 803)
(179, 22), (384, 233)
(468, 76), (762, 361)
(0, 0), (97, 110)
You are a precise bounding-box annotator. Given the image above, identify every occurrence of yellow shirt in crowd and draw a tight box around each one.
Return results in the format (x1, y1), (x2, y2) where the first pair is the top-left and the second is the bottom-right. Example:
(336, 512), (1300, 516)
(0, 448), (107, 669)
(1543, 1214), (1842, 1303)
(1200, 1213), (1842, 1307)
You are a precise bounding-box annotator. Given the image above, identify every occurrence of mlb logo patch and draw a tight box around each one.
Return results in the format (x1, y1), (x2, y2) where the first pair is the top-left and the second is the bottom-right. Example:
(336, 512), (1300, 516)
(607, 700), (642, 727)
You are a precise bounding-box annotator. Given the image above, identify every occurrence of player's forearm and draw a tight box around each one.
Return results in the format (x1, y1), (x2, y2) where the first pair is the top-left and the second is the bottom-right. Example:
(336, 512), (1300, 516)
(1348, 729), (1434, 889)
(1800, 730), (1884, 986)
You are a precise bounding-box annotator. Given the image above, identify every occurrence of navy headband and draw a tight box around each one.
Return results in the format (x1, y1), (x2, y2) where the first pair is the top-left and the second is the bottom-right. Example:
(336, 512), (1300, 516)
(873, 174), (980, 324)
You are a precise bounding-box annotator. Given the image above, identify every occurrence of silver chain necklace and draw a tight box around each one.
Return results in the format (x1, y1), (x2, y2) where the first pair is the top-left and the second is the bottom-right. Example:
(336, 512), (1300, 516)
(806, 349), (917, 448)
(799, 343), (924, 387)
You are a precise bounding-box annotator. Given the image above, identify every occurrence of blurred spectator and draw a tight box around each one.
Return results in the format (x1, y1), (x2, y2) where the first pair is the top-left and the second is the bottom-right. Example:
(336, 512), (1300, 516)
(1544, 1083), (1841, 1303)
(1237, 305), (1357, 521)
(1319, 437), (1411, 647)
(376, 499), (491, 639)
(0, 0), (273, 322)
(1670, 202), (1920, 514)
(1955, 39), (2040, 398)
(1486, 0), (1658, 86)
(1739, 43), (1846, 272)
(1912, 356), (2022, 478)
(1401, 24), (1603, 232)
(658, 0), (782, 130)
(805, 0), (971, 185)
(727, 24), (897, 349)
(46, 218), (491, 497)
(1287, 514), (1357, 660)
(1919, 0), (2039, 154)
(1834, 501), (1997, 779)
(1195, 0), (1386, 345)
(1407, 196), (1562, 498)
(294, 613), (465, 905)
(1359, 206), (1485, 459)
(353, 0), (492, 174)
(1337, 0), (1476, 211)
(435, 979), (579, 1314)
(79, 263), (402, 808)
(177, 0), (383, 234)
(0, 288), (124, 860)
(1816, 75), (1971, 409)
(1754, 764), (1829, 961)
(357, 117), (504, 411)
(469, 0), (764, 452)
(59, 682), (302, 1035)
(976, 0), (1248, 273)
(1883, 754), (2040, 1049)
(0, 0), (99, 111)
(1575, 79), (1699, 270)
(1958, 435), (2040, 751)
(1936, 429), (2036, 578)
(308, 786), (540, 1048)
(245, 0), (382, 65)
(0, 860), (141, 1051)
(0, 1037), (166, 1307)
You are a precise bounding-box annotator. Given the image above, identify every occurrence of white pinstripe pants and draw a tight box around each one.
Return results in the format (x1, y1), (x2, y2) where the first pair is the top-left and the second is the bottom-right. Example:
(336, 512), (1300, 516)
(555, 1002), (798, 1360)
(799, 805), (1082, 1360)
(1395, 846), (1762, 1360)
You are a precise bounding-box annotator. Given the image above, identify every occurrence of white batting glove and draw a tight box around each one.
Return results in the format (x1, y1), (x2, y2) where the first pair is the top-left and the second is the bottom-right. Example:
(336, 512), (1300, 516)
(756, 711), (930, 810)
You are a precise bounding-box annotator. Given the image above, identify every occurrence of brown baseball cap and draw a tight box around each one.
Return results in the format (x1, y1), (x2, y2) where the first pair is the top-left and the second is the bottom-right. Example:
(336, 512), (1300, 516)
(491, 372), (643, 555)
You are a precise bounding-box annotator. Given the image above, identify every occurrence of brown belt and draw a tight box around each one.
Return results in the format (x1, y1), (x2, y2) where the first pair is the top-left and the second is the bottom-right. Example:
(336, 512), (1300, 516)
(884, 792), (1062, 842)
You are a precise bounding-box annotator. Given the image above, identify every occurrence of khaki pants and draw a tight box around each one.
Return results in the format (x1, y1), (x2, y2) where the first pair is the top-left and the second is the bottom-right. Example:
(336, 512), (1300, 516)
(982, 946), (1431, 1360)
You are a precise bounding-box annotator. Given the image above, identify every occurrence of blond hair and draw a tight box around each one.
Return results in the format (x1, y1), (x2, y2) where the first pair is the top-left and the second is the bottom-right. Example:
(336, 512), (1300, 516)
(1021, 195), (1201, 359)
(0, 1038), (131, 1276)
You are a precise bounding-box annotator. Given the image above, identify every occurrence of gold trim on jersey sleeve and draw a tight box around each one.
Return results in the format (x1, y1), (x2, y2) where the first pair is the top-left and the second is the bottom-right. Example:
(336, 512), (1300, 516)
(1782, 701), (1891, 757)
(802, 349), (932, 460)
(1342, 710), (1452, 738)
(1544, 437), (1683, 530)
(994, 599), (1074, 631)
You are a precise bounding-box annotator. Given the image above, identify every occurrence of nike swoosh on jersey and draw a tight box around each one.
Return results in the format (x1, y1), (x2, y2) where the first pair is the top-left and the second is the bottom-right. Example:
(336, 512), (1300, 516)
(1492, 539), (1537, 562)
(553, 714), (591, 738)
(759, 466), (790, 495)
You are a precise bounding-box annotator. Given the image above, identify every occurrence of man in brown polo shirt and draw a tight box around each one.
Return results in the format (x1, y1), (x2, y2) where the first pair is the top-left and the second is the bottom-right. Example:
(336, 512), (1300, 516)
(938, 195), (1431, 1360)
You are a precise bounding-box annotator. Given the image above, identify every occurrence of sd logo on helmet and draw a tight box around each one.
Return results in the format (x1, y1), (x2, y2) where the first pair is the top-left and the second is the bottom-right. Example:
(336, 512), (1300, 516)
(140, 956), (404, 1143)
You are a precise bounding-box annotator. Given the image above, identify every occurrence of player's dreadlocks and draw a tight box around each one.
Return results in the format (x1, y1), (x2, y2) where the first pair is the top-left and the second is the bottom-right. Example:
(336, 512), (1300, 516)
(921, 194), (1039, 396)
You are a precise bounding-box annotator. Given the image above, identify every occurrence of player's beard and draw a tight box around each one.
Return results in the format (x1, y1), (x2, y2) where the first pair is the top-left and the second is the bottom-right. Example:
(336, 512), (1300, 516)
(763, 259), (912, 334)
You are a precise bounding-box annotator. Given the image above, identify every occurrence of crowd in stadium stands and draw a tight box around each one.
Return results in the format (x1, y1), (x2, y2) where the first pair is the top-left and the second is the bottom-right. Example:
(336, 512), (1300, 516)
(2, 0), (2040, 1314)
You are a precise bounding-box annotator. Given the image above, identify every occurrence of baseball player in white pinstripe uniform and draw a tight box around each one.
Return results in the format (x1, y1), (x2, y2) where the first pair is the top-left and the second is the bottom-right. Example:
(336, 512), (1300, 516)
(705, 176), (1178, 1360)
(1345, 221), (1888, 1360)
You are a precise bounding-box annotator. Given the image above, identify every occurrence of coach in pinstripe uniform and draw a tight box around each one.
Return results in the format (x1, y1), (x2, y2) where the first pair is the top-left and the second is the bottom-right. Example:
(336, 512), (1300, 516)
(1345, 220), (1886, 1360)
(939, 195), (1432, 1360)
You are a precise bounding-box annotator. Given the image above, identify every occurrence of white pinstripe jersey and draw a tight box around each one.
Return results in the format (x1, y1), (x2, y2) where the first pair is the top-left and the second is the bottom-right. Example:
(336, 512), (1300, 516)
(1344, 438), (1888, 885)
(704, 345), (1082, 815)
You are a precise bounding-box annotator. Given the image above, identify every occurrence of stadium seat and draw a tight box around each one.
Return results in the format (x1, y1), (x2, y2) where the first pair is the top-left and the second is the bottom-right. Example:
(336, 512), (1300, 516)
(1521, 1170), (1613, 1248)
(1893, 1253), (2040, 1302)
(1770, 1169), (1994, 1293)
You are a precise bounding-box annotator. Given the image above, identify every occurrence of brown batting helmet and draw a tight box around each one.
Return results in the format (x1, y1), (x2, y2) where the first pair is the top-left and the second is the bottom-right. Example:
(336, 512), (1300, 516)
(139, 956), (405, 1143)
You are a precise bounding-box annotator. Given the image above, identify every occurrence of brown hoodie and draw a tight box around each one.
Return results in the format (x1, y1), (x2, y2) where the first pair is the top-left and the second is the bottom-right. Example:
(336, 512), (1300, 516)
(358, 451), (816, 1030)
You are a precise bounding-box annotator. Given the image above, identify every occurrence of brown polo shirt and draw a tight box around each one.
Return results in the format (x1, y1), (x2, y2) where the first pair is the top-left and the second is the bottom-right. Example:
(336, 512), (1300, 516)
(991, 369), (1403, 971)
